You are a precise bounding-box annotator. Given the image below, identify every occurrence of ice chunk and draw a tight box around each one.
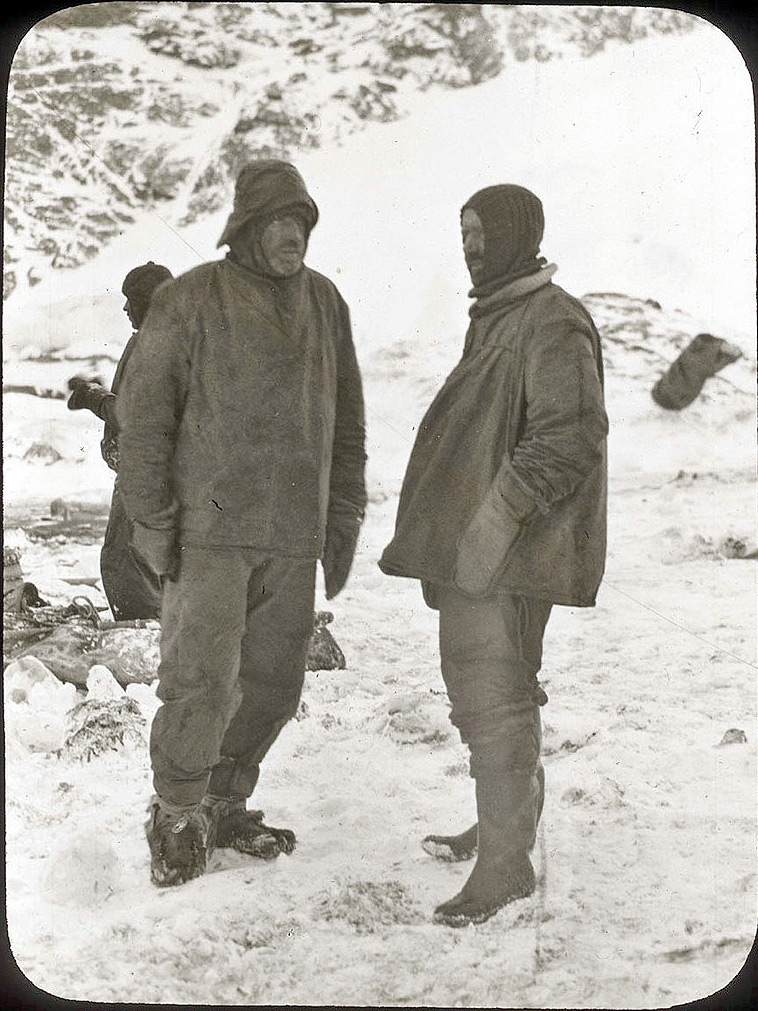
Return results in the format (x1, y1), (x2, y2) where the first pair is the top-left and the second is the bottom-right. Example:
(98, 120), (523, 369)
(86, 664), (124, 701)
(3, 655), (59, 702)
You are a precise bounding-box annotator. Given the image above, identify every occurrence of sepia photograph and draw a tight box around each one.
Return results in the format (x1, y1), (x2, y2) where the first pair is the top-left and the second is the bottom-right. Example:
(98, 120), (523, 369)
(2, 2), (756, 1006)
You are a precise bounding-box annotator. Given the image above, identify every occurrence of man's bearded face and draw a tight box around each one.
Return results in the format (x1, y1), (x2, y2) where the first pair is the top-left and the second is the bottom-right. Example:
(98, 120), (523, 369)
(259, 215), (307, 277)
(461, 208), (486, 285)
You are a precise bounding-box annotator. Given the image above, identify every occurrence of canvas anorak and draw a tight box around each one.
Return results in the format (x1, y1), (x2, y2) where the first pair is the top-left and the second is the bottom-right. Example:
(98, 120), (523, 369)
(379, 270), (607, 606)
(116, 257), (366, 557)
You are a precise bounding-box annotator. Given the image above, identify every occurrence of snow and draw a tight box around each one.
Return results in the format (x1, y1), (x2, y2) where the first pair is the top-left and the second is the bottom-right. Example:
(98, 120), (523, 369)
(3, 8), (756, 1008)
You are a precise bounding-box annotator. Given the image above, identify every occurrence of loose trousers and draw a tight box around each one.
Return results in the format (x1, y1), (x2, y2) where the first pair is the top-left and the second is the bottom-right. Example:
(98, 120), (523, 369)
(100, 483), (162, 621)
(151, 545), (316, 809)
(438, 587), (552, 856)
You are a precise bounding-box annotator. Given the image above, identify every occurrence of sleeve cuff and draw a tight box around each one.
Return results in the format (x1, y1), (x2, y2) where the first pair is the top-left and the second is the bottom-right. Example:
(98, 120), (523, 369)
(493, 462), (540, 521)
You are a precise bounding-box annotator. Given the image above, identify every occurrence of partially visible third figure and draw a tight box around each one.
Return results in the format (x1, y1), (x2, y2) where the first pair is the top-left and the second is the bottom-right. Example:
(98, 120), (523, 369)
(67, 261), (173, 621)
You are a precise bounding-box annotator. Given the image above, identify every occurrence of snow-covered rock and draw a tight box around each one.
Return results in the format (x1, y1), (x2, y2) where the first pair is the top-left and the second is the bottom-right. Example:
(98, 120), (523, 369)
(26, 675), (78, 715)
(3, 654), (60, 702)
(4, 656), (78, 753)
(85, 663), (124, 700)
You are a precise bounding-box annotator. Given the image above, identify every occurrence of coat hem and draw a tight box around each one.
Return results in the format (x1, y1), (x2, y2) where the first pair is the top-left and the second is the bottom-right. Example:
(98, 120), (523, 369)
(180, 535), (321, 560)
(378, 560), (598, 608)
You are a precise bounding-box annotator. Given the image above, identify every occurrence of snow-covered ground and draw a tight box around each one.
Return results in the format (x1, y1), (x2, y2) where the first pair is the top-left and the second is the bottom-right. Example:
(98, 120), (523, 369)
(4, 9), (756, 1008)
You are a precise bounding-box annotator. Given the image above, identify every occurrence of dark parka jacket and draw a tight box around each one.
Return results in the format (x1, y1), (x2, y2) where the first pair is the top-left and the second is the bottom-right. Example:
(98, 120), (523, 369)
(379, 270), (608, 607)
(115, 256), (366, 558)
(99, 328), (141, 472)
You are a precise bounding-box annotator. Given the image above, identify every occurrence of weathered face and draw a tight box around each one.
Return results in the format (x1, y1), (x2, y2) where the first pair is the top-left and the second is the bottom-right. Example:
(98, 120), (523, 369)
(259, 214), (307, 276)
(123, 297), (142, 328)
(461, 207), (486, 285)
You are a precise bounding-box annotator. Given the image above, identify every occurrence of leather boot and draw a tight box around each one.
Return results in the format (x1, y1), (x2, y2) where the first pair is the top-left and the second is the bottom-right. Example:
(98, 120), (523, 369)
(422, 822), (478, 862)
(204, 797), (296, 859)
(145, 796), (216, 888)
(433, 772), (539, 927)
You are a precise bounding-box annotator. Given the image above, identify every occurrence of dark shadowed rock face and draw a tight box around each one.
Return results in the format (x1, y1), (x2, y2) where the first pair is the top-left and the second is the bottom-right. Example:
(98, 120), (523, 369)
(5, 4), (694, 300)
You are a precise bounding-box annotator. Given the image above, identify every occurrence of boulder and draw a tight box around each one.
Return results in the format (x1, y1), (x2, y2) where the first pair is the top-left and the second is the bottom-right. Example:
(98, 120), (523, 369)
(718, 728), (748, 746)
(306, 611), (346, 671)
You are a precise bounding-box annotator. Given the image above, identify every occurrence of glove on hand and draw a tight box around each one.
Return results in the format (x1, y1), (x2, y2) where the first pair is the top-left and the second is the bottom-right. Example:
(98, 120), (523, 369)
(131, 522), (180, 582)
(453, 491), (522, 597)
(67, 375), (113, 418)
(68, 374), (104, 391)
(421, 580), (441, 610)
(322, 510), (362, 600)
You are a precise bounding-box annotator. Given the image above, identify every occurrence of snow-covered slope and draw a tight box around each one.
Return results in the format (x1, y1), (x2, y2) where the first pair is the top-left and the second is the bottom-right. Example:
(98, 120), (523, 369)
(4, 6), (754, 361)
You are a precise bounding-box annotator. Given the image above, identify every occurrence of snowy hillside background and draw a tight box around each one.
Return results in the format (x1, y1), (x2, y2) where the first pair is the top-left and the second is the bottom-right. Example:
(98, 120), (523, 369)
(3, 3), (757, 1007)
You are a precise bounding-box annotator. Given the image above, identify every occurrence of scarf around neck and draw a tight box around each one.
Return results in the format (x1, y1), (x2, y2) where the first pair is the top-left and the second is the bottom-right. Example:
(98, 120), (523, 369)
(468, 263), (558, 319)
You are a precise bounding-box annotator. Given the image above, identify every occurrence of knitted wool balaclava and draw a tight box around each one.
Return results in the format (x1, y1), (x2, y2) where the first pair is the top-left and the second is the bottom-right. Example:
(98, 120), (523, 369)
(121, 262), (173, 326)
(461, 184), (546, 291)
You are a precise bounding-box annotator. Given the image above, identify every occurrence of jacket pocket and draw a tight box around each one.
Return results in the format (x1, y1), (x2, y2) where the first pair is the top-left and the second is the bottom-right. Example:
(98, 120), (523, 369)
(453, 491), (522, 597)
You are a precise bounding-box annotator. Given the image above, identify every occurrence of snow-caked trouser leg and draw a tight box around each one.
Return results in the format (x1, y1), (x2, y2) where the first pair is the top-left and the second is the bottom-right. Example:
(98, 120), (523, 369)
(203, 554), (317, 859)
(100, 482), (162, 622)
(148, 546), (299, 884)
(432, 587), (552, 926)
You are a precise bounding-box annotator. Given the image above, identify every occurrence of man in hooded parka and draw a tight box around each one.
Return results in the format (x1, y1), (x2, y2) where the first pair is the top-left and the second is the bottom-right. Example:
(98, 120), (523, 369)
(116, 161), (367, 887)
(67, 261), (173, 621)
(379, 185), (608, 926)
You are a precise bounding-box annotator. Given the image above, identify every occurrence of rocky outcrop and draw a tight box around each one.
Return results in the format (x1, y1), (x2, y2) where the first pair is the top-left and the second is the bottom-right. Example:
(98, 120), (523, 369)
(5, 3), (694, 301)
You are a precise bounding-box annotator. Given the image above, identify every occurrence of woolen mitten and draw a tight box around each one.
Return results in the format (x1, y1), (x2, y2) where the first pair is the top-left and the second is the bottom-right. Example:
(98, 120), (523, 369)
(322, 511), (362, 600)
(67, 376), (115, 419)
(421, 580), (441, 610)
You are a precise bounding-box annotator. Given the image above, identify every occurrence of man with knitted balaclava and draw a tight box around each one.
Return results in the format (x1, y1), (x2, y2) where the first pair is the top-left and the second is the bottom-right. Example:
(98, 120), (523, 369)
(380, 185), (608, 926)
(116, 161), (367, 887)
(67, 261), (173, 621)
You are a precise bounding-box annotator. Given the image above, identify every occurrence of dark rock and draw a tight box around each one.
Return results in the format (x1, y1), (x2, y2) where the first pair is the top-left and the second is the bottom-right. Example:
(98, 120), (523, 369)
(23, 442), (63, 464)
(718, 728), (748, 747)
(306, 611), (346, 671)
